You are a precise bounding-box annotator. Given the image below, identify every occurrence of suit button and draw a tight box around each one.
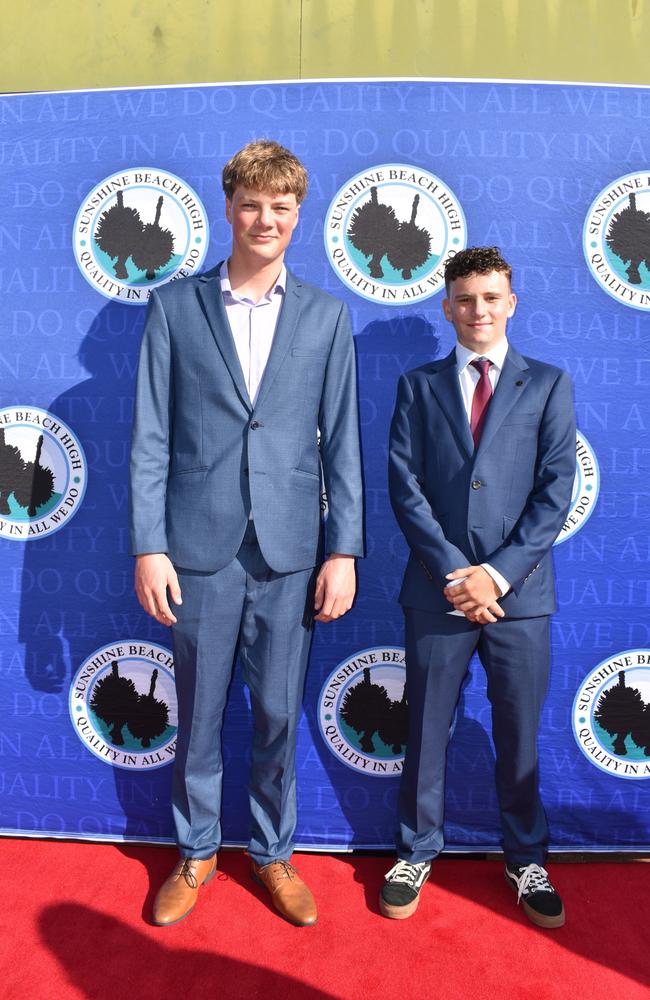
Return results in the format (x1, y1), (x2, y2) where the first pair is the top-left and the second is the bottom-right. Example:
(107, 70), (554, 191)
(471, 479), (482, 490)
(250, 421), (260, 430)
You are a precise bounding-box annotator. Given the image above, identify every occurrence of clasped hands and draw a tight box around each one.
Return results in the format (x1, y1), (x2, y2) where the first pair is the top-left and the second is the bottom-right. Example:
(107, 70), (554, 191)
(443, 565), (505, 624)
(134, 552), (356, 626)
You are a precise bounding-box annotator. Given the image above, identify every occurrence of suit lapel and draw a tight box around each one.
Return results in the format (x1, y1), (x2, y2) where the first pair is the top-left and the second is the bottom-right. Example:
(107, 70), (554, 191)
(253, 272), (302, 413)
(475, 345), (531, 457)
(427, 351), (474, 460)
(196, 264), (252, 412)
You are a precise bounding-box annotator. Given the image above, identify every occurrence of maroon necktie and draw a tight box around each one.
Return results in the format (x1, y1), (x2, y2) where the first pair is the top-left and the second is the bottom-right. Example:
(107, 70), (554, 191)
(470, 358), (492, 448)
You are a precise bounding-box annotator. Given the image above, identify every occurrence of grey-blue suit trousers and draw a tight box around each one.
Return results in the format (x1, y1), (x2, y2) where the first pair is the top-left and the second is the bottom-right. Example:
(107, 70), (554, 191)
(170, 522), (315, 865)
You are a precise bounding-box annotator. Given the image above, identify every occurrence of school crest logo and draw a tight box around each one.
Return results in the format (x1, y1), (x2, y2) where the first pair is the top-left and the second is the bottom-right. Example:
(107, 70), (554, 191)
(572, 650), (650, 779)
(69, 641), (177, 770)
(318, 647), (407, 776)
(554, 432), (599, 545)
(73, 168), (209, 303)
(0, 407), (87, 541)
(324, 165), (467, 304)
(583, 172), (650, 310)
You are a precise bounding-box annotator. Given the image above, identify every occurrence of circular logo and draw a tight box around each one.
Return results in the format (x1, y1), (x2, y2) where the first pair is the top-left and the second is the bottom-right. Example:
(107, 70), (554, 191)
(572, 650), (650, 779)
(69, 641), (177, 770)
(583, 172), (650, 311)
(318, 647), (406, 776)
(324, 164), (467, 304)
(0, 407), (87, 541)
(554, 431), (600, 545)
(73, 168), (209, 303)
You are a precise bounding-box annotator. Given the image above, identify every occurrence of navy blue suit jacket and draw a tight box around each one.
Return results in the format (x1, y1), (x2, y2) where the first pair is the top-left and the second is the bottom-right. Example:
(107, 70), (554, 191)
(129, 266), (364, 573)
(388, 344), (575, 617)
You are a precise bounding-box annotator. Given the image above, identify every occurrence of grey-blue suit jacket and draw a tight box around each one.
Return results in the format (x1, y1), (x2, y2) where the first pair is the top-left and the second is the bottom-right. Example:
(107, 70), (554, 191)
(129, 265), (364, 573)
(388, 345), (575, 617)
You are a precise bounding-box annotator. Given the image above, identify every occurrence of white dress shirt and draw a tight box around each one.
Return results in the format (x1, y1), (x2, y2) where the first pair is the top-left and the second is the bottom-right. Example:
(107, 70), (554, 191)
(446, 338), (511, 614)
(220, 260), (286, 406)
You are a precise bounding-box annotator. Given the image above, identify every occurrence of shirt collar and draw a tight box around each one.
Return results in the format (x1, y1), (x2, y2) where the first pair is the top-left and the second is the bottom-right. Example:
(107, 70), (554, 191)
(455, 337), (509, 373)
(220, 260), (286, 304)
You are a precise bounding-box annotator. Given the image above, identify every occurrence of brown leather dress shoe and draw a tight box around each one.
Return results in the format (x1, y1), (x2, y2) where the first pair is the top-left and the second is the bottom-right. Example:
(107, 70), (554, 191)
(152, 855), (217, 926)
(251, 859), (318, 926)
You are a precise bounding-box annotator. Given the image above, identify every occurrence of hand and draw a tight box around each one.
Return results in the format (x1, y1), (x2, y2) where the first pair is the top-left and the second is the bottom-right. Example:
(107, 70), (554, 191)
(314, 554), (356, 623)
(444, 565), (505, 624)
(134, 553), (182, 626)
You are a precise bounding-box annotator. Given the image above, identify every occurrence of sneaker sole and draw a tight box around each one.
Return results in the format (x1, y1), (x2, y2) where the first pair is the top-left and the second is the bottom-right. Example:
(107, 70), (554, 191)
(378, 893), (421, 920)
(504, 872), (565, 929)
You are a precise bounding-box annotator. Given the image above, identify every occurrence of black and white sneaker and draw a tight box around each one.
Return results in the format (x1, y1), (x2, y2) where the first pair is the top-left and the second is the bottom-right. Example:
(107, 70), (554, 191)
(379, 859), (432, 919)
(505, 863), (565, 928)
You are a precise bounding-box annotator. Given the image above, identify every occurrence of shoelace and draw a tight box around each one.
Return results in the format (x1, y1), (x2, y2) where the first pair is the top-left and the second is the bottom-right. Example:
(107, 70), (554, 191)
(264, 860), (297, 881)
(179, 858), (201, 888)
(385, 860), (429, 885)
(511, 864), (554, 903)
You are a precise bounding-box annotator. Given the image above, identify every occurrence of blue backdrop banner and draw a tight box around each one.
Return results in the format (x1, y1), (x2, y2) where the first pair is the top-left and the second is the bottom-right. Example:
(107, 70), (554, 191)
(1, 79), (649, 851)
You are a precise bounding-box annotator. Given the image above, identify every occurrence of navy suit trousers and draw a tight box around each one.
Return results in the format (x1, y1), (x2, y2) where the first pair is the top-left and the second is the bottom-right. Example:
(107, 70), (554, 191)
(170, 522), (315, 865)
(398, 610), (551, 865)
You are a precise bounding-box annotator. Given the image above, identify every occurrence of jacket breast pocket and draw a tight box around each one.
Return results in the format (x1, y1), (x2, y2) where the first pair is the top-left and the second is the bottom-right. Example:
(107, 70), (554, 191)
(501, 412), (538, 427)
(291, 349), (329, 359)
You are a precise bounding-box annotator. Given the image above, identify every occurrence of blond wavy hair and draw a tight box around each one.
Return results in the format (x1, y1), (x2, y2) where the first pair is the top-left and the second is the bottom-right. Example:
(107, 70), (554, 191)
(222, 140), (308, 203)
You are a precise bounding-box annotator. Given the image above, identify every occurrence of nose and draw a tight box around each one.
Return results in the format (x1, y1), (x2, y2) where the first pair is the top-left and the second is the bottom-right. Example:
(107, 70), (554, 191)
(257, 205), (273, 228)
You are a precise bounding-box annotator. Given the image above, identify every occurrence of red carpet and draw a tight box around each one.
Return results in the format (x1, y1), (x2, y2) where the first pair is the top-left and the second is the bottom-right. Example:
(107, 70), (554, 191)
(1, 839), (648, 1000)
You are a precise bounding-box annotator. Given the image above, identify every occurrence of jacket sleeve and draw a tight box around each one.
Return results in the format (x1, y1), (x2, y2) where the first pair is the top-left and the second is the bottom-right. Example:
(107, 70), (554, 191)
(318, 302), (365, 558)
(486, 370), (576, 593)
(128, 290), (173, 555)
(388, 373), (468, 587)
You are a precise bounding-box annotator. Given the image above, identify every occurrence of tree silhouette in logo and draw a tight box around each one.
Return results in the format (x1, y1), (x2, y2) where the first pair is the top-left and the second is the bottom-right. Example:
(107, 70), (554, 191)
(0, 428), (24, 515)
(131, 195), (175, 280)
(631, 702), (650, 757)
(347, 186), (399, 278)
(378, 684), (408, 754)
(606, 192), (650, 285)
(95, 190), (144, 280)
(12, 434), (55, 517)
(90, 660), (139, 746)
(127, 668), (170, 748)
(386, 194), (432, 280)
(594, 670), (645, 755)
(340, 666), (392, 753)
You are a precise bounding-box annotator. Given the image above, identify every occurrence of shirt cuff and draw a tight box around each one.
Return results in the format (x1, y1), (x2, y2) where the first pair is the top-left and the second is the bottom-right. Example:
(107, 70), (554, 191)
(481, 563), (511, 598)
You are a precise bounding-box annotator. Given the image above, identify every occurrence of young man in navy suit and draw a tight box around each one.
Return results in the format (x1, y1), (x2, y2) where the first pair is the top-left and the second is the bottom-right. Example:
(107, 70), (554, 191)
(130, 141), (363, 926)
(382, 247), (575, 927)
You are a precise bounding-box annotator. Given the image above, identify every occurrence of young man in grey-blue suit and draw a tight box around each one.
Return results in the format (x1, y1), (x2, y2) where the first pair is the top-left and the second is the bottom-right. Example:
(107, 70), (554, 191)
(130, 141), (363, 927)
(382, 247), (575, 928)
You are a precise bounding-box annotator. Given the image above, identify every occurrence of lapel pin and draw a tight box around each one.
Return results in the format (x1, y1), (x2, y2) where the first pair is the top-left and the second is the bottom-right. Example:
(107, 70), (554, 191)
(515, 380), (524, 386)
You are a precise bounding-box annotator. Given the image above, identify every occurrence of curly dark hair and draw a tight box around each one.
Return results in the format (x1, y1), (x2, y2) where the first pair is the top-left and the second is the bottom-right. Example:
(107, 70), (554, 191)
(444, 246), (512, 291)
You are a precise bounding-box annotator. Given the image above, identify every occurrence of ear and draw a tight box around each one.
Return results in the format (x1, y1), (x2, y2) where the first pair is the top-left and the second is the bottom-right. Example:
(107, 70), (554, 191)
(291, 204), (300, 232)
(225, 197), (233, 224)
(442, 297), (452, 322)
(507, 292), (517, 318)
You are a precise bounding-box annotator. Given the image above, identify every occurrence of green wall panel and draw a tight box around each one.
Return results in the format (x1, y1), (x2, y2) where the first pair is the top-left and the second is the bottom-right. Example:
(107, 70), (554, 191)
(3, 0), (650, 93)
